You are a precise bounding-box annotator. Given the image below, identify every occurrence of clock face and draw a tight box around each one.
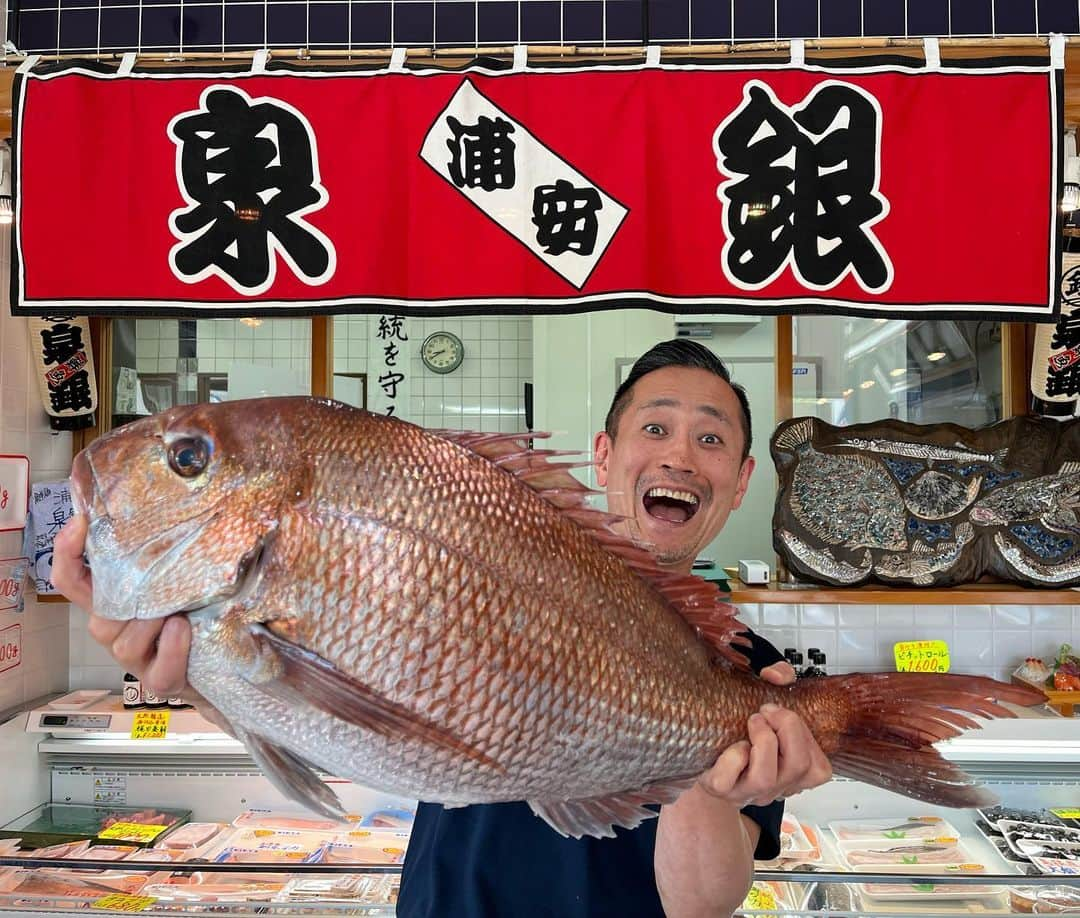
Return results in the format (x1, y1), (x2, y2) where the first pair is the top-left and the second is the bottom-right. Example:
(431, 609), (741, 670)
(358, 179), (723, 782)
(421, 331), (465, 374)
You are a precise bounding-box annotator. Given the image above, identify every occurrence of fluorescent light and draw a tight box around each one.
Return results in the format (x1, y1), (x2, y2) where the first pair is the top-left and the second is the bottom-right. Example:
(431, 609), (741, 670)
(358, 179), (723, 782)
(860, 379), (876, 389)
(816, 397), (828, 405)
(927, 351), (946, 362)
(842, 388), (854, 397)
(889, 367), (906, 377)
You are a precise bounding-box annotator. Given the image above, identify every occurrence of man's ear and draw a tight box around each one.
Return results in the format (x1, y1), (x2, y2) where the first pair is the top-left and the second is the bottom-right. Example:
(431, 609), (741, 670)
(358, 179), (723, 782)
(730, 455), (755, 512)
(593, 431), (612, 487)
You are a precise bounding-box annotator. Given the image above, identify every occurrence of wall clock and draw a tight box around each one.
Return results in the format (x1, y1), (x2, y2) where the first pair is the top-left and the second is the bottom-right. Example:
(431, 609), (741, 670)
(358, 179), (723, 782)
(421, 331), (465, 374)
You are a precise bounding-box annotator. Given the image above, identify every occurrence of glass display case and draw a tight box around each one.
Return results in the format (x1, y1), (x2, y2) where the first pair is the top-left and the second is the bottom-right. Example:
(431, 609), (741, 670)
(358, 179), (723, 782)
(0, 697), (1078, 916)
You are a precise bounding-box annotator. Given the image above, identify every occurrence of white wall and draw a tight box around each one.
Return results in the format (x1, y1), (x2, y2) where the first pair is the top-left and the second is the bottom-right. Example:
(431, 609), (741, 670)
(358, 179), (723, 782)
(0, 225), (71, 714)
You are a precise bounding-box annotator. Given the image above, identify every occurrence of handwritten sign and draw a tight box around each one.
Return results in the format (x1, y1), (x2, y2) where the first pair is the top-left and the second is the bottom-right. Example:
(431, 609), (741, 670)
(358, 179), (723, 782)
(894, 639), (950, 673)
(0, 623), (21, 675)
(1051, 808), (1080, 820)
(90, 894), (158, 912)
(0, 557), (28, 612)
(98, 822), (169, 844)
(130, 710), (170, 740)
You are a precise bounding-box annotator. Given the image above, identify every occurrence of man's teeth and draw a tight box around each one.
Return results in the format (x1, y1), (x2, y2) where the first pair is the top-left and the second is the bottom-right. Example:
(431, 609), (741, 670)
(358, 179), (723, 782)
(646, 487), (699, 505)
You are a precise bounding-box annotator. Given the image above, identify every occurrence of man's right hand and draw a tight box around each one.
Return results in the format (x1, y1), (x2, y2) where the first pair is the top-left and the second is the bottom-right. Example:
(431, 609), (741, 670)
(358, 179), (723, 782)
(53, 514), (193, 699)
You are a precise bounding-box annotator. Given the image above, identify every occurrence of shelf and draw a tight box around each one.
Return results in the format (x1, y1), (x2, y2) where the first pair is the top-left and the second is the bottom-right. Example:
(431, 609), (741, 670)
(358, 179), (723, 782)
(728, 579), (1080, 605)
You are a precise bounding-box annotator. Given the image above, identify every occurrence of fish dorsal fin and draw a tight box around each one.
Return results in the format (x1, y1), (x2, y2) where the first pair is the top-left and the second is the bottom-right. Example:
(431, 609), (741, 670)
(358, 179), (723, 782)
(435, 428), (751, 668)
(1060, 461), (1080, 476)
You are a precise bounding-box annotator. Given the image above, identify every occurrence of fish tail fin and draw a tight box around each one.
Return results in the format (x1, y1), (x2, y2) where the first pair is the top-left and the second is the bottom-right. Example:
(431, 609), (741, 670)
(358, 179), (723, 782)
(773, 418), (815, 454)
(807, 673), (1045, 807)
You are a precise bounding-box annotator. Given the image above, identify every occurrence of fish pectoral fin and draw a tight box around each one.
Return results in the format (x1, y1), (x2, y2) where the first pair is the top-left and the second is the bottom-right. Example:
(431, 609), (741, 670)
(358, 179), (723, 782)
(249, 624), (504, 773)
(237, 726), (346, 821)
(528, 777), (696, 839)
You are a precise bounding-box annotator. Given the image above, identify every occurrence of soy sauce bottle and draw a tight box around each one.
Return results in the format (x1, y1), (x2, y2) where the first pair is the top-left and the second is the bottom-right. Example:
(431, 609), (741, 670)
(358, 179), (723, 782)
(122, 673), (143, 709)
(143, 688), (167, 709)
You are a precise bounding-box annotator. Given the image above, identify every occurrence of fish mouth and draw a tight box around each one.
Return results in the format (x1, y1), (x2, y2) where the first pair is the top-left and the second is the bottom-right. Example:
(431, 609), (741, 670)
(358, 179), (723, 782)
(642, 486), (701, 524)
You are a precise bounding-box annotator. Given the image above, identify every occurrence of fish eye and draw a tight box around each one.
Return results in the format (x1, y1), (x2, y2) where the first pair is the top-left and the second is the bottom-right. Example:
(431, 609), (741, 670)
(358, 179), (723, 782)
(167, 437), (210, 478)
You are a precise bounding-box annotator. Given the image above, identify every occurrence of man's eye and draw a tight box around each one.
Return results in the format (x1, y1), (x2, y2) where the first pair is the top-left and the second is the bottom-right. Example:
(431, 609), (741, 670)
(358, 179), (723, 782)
(643, 424), (665, 435)
(701, 434), (721, 445)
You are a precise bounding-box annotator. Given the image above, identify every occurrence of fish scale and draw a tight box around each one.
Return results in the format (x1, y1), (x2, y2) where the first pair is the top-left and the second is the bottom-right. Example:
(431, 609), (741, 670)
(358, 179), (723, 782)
(74, 397), (1047, 837)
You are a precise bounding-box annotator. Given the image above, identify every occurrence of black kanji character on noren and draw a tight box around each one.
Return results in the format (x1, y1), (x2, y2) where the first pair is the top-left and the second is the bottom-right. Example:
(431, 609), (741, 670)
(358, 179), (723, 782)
(532, 180), (603, 256)
(1047, 363), (1080, 398)
(40, 323), (84, 366)
(715, 81), (890, 292)
(169, 86), (333, 293)
(379, 371), (405, 399)
(377, 316), (408, 342)
(49, 372), (93, 413)
(446, 115), (517, 191)
(383, 342), (400, 367)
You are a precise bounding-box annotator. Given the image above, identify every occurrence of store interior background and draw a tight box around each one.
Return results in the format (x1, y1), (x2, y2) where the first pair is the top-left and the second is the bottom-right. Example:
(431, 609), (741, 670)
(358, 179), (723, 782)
(0, 212), (1076, 713)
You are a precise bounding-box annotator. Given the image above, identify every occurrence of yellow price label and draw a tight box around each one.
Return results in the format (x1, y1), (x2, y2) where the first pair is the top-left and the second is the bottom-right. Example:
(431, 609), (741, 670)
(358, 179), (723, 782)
(99, 822), (168, 843)
(130, 710), (170, 740)
(1052, 809), (1080, 819)
(90, 894), (158, 912)
(894, 640), (950, 673)
(744, 887), (777, 911)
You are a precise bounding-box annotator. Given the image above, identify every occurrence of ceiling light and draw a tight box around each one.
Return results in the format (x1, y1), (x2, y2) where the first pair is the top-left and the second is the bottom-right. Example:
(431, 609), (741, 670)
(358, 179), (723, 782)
(860, 379), (876, 389)
(746, 201), (771, 218)
(816, 397), (828, 405)
(842, 388), (854, 397)
(239, 317), (263, 328)
(927, 351), (946, 362)
(873, 318), (888, 324)
(889, 367), (906, 377)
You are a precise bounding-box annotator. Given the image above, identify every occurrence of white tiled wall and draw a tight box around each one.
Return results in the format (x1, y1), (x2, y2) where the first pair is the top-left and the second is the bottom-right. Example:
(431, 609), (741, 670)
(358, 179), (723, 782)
(0, 225), (72, 714)
(134, 318), (313, 380)
(335, 315), (533, 433)
(740, 602), (1080, 681)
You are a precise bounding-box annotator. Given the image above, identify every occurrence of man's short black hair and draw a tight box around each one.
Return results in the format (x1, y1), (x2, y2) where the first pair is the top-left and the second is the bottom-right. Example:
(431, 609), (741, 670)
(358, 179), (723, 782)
(604, 338), (753, 460)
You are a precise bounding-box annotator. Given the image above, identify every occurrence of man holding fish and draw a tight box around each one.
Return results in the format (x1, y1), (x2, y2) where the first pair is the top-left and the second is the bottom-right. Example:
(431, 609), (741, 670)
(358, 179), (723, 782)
(55, 339), (1039, 916)
(53, 338), (830, 916)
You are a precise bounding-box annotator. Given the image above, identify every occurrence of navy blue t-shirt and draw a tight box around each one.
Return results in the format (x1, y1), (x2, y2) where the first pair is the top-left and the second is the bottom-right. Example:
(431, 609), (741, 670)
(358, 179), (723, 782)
(398, 629), (786, 918)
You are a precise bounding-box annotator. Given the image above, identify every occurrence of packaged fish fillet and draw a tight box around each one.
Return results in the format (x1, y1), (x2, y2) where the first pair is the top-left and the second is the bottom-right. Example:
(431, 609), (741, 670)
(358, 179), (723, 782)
(839, 838), (982, 872)
(778, 815), (817, 858)
(231, 809), (359, 832)
(859, 882), (999, 901)
(143, 871), (291, 902)
(830, 816), (959, 841)
(155, 822), (224, 850)
(324, 830), (411, 865)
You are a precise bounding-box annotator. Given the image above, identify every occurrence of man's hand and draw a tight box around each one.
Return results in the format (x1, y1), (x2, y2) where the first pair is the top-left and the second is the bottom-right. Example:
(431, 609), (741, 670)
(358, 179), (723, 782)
(52, 514), (193, 699)
(697, 661), (832, 807)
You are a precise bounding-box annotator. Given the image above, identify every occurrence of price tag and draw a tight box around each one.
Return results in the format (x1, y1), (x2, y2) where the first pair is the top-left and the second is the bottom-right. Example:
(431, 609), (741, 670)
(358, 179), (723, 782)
(130, 710), (170, 740)
(90, 894), (158, 912)
(1051, 808), (1080, 819)
(894, 639), (950, 673)
(743, 886), (777, 911)
(99, 822), (168, 843)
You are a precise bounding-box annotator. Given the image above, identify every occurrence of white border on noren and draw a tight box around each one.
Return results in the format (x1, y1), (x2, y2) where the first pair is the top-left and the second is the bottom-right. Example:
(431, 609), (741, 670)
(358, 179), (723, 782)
(12, 56), (1062, 318)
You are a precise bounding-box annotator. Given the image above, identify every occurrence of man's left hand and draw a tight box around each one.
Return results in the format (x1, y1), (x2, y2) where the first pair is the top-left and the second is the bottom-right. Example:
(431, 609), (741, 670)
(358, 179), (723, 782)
(696, 661), (832, 807)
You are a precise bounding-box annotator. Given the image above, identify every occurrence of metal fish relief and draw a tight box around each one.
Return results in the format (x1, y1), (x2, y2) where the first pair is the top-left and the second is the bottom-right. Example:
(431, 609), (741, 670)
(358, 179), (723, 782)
(903, 471), (982, 521)
(875, 523), (974, 586)
(838, 437), (1006, 466)
(778, 531), (872, 585)
(772, 416), (1080, 588)
(774, 420), (907, 551)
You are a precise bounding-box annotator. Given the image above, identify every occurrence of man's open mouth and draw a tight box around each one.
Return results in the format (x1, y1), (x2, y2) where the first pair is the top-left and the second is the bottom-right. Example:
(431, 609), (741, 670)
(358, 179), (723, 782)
(642, 487), (700, 524)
